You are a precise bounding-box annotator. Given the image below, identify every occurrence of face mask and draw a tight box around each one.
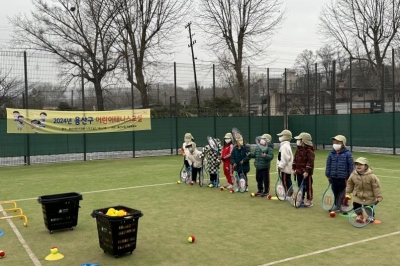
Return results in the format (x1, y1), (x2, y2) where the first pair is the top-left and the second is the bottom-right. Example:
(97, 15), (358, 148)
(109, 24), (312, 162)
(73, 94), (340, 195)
(189, 147), (195, 153)
(296, 140), (302, 146)
(279, 137), (284, 142)
(333, 144), (342, 151)
(225, 139), (231, 144)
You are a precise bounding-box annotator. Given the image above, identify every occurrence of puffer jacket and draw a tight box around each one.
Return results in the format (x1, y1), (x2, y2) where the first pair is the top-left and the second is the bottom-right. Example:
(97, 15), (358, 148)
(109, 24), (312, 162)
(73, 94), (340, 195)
(346, 167), (382, 205)
(325, 147), (353, 179)
(251, 142), (274, 170)
(230, 144), (251, 173)
(292, 145), (315, 175)
(276, 141), (293, 174)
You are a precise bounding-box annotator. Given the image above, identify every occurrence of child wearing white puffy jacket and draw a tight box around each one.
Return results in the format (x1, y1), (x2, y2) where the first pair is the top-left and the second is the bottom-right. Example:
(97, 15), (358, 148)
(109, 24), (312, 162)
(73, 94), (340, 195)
(276, 129), (294, 196)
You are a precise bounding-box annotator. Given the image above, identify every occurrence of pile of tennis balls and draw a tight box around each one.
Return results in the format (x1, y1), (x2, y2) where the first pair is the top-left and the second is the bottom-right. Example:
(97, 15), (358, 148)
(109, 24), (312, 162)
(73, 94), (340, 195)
(104, 207), (129, 217)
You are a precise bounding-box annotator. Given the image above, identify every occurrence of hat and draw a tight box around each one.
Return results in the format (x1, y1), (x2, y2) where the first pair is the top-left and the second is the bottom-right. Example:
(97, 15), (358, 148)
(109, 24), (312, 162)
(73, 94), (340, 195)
(261, 134), (272, 143)
(184, 133), (194, 144)
(277, 129), (292, 141)
(355, 157), (368, 165)
(224, 133), (233, 139)
(185, 141), (196, 150)
(294, 132), (312, 146)
(331, 135), (346, 146)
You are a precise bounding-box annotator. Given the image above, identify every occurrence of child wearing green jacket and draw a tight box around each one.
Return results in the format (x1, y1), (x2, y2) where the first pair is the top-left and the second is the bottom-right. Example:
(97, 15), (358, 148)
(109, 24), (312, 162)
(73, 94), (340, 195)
(251, 134), (274, 196)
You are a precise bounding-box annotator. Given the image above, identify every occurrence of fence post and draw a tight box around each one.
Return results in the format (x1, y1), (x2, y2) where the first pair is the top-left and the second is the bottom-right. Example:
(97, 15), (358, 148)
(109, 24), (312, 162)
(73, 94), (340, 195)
(267, 68), (270, 131)
(174, 62), (178, 155)
(81, 56), (87, 161)
(23, 51), (30, 165)
(130, 58), (136, 158)
(213, 64), (216, 137)
(314, 63), (317, 148)
(284, 68), (288, 129)
(381, 64), (385, 113)
(248, 66), (251, 140)
(349, 57), (353, 152)
(307, 68), (310, 115)
(392, 48), (396, 155)
(331, 60), (336, 114)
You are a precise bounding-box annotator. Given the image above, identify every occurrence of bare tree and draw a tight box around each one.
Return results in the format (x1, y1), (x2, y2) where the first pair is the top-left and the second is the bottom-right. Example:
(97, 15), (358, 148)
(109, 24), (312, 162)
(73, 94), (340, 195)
(10, 0), (123, 111)
(197, 0), (284, 108)
(115, 0), (190, 108)
(0, 69), (24, 107)
(319, 0), (400, 95)
(294, 49), (316, 74)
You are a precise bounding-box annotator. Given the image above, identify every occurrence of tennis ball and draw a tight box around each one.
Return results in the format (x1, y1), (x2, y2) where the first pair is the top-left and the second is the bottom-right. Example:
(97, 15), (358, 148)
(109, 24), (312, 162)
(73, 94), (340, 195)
(346, 195), (351, 199)
(50, 246), (58, 254)
(177, 180), (181, 184)
(250, 192), (255, 197)
(208, 184), (213, 188)
(0, 250), (5, 258)
(190, 181), (194, 185)
(329, 211), (336, 218)
(188, 236), (195, 243)
(89, 159), (92, 161)
(230, 189), (234, 193)
(220, 187), (224, 191)
(267, 195), (272, 199)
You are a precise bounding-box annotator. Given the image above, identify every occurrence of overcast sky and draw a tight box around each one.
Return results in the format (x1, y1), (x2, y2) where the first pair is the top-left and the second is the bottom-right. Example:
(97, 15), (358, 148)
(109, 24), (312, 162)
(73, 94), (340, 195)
(0, 0), (331, 69)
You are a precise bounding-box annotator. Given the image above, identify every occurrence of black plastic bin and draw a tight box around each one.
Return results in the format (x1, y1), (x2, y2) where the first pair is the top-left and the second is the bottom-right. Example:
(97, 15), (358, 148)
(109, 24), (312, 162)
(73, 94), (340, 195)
(91, 206), (143, 258)
(37, 192), (82, 234)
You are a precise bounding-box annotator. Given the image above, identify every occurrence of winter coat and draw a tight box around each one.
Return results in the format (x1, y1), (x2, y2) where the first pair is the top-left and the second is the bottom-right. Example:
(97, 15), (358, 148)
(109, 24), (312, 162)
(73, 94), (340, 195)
(325, 147), (354, 179)
(230, 144), (251, 173)
(276, 141), (293, 174)
(186, 150), (203, 168)
(346, 167), (383, 205)
(200, 144), (221, 174)
(251, 142), (274, 170)
(292, 145), (315, 175)
(221, 143), (234, 166)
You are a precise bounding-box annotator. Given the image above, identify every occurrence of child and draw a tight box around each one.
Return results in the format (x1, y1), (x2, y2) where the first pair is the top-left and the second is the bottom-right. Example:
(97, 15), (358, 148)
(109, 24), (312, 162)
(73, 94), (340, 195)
(251, 134), (274, 196)
(276, 129), (293, 197)
(346, 157), (383, 222)
(181, 133), (194, 169)
(325, 135), (354, 212)
(185, 141), (203, 183)
(230, 140), (251, 192)
(221, 133), (234, 189)
(292, 132), (315, 207)
(201, 138), (222, 187)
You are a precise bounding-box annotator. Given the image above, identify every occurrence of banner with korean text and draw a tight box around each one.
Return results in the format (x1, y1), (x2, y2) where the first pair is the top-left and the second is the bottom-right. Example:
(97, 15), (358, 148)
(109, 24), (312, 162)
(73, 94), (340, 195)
(6, 108), (151, 134)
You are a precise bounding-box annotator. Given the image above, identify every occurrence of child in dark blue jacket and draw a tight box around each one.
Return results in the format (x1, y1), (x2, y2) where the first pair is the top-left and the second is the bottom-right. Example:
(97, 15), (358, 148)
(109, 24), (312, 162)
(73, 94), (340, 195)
(325, 135), (354, 212)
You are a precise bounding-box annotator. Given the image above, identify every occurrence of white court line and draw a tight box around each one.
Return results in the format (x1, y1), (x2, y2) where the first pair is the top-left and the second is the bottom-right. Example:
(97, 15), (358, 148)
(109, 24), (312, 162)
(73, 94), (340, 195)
(259, 231), (400, 266)
(0, 206), (42, 266)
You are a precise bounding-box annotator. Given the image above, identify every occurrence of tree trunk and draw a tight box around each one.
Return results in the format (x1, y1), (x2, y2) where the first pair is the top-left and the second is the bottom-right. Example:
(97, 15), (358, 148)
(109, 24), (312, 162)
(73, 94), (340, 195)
(135, 67), (149, 108)
(235, 65), (246, 110)
(94, 80), (105, 111)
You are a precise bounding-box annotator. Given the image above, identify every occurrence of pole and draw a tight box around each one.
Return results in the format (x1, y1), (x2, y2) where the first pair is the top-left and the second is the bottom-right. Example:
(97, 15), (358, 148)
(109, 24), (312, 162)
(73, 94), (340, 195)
(331, 60), (336, 114)
(392, 48), (396, 154)
(185, 22), (200, 115)
(267, 68), (270, 131)
(81, 56), (87, 161)
(131, 59), (136, 158)
(248, 66), (251, 140)
(23, 51), (30, 165)
(314, 63), (317, 148)
(307, 68), (310, 115)
(174, 62), (178, 155)
(213, 64), (216, 137)
(349, 57), (353, 152)
(284, 68), (288, 128)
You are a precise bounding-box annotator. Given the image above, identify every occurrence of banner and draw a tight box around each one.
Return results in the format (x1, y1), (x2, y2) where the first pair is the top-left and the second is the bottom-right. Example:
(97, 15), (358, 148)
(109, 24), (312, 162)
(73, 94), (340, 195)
(6, 108), (151, 134)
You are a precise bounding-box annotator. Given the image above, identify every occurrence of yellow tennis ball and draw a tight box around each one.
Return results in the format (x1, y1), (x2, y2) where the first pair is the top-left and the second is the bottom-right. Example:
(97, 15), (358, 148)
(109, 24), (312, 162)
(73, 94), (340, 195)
(188, 236), (195, 243)
(346, 195), (351, 199)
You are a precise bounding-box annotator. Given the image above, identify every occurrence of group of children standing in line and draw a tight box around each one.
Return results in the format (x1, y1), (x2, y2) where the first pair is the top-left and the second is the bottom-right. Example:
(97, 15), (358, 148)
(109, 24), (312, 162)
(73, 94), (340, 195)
(181, 130), (382, 216)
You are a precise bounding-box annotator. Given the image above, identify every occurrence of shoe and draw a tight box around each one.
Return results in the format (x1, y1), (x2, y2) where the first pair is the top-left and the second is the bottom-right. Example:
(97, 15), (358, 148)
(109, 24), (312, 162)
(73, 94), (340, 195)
(256, 190), (263, 196)
(329, 206), (339, 212)
(304, 200), (313, 207)
(356, 215), (365, 223)
(226, 184), (233, 189)
(245, 187), (249, 192)
(261, 192), (269, 197)
(235, 188), (240, 192)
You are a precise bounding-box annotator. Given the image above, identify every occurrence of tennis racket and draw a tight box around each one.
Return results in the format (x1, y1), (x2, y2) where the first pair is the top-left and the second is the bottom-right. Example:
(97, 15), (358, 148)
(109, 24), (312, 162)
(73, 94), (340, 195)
(255, 136), (268, 152)
(294, 179), (305, 208)
(348, 201), (379, 228)
(321, 183), (335, 211)
(180, 163), (187, 183)
(185, 166), (192, 184)
(232, 127), (244, 145)
(339, 189), (353, 213)
(275, 171), (286, 201)
(238, 171), (247, 193)
(286, 176), (297, 206)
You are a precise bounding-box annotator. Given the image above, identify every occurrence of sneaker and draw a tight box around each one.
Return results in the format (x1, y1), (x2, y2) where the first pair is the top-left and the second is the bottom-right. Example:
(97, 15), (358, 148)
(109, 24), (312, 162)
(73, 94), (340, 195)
(261, 192), (269, 197)
(226, 184), (233, 189)
(356, 215), (365, 223)
(256, 190), (263, 196)
(245, 187), (249, 192)
(304, 200), (313, 207)
(235, 188), (240, 192)
(329, 206), (339, 212)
